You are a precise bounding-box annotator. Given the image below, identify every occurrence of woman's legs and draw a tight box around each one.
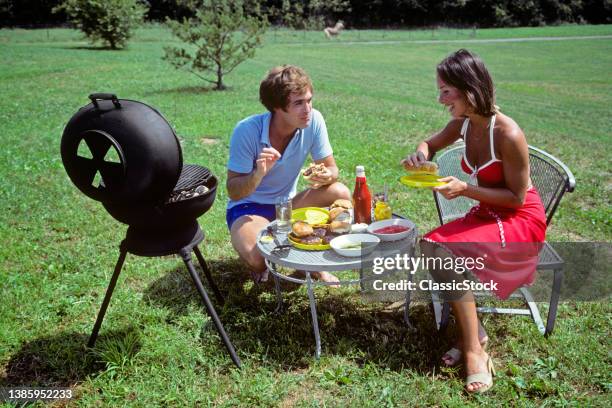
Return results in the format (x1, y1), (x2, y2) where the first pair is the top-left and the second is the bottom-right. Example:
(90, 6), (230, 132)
(450, 295), (491, 392)
(422, 241), (492, 392)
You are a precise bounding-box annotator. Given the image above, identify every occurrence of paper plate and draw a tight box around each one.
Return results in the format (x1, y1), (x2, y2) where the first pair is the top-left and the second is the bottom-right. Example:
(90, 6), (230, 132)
(287, 234), (331, 251)
(292, 207), (330, 225)
(399, 174), (448, 188)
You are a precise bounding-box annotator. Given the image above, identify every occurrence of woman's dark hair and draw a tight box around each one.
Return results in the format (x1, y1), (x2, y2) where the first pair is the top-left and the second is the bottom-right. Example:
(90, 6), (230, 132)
(437, 49), (496, 117)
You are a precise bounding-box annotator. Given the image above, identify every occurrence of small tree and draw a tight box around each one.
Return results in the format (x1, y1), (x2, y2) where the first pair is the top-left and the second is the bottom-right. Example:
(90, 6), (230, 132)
(54, 0), (148, 49)
(163, 0), (268, 90)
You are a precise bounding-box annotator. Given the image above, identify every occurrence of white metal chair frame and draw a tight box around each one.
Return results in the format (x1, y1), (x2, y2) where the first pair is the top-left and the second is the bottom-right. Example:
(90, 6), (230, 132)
(430, 143), (576, 336)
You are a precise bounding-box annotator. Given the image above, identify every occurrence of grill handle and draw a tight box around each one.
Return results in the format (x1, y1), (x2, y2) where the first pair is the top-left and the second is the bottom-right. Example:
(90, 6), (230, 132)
(89, 93), (121, 109)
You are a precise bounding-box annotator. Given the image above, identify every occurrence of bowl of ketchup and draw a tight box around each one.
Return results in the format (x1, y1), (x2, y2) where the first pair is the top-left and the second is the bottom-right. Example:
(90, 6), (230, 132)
(367, 218), (414, 241)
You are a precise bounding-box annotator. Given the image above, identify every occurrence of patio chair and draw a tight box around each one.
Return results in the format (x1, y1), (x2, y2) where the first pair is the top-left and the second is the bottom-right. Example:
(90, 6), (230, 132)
(430, 143), (575, 336)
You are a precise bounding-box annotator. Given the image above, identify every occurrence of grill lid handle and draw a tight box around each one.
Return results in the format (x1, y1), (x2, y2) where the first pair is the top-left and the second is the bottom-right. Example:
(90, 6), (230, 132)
(89, 93), (121, 109)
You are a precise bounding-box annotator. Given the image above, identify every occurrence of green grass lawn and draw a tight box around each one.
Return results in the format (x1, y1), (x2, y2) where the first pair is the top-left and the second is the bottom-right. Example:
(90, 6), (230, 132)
(0, 25), (610, 406)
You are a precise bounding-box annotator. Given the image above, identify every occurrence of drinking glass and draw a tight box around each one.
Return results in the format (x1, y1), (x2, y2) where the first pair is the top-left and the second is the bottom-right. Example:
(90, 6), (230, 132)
(275, 197), (292, 233)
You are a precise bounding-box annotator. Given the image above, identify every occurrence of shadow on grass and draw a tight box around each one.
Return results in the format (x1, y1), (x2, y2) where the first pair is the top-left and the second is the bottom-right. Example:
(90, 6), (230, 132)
(0, 327), (140, 387)
(143, 259), (452, 374)
(146, 85), (219, 96)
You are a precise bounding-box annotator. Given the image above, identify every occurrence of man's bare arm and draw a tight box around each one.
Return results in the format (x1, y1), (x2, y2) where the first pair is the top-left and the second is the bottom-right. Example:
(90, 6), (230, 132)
(226, 147), (281, 201)
(226, 170), (263, 201)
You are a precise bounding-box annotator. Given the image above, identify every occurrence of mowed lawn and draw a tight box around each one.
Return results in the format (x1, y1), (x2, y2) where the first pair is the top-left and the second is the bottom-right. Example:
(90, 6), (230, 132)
(0, 26), (610, 406)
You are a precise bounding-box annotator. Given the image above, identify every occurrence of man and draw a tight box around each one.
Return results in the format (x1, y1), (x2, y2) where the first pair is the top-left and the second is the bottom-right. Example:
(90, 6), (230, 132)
(226, 65), (351, 283)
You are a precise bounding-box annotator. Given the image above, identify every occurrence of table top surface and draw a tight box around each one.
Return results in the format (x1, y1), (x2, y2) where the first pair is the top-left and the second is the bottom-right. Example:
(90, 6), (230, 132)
(256, 217), (418, 272)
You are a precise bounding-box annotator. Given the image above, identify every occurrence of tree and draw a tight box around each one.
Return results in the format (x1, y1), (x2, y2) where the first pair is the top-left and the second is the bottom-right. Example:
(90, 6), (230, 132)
(163, 0), (268, 90)
(54, 0), (147, 49)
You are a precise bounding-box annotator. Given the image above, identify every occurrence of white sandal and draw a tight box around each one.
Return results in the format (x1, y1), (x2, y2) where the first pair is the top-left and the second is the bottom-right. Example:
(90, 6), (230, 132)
(465, 356), (495, 393)
(442, 337), (488, 367)
(442, 347), (462, 366)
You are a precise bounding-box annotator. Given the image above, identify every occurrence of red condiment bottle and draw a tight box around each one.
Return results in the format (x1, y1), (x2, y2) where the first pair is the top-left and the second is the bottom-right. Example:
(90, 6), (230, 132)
(353, 165), (372, 224)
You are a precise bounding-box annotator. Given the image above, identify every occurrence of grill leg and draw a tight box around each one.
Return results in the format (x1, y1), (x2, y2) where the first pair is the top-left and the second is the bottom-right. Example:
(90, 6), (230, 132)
(193, 245), (224, 305)
(180, 248), (241, 368)
(88, 244), (128, 348)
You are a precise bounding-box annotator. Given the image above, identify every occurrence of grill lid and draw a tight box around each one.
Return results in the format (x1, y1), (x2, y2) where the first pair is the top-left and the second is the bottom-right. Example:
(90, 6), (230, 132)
(60, 93), (183, 204)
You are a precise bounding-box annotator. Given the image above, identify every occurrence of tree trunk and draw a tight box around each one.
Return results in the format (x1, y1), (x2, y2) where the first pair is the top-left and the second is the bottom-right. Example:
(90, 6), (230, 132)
(215, 64), (226, 90)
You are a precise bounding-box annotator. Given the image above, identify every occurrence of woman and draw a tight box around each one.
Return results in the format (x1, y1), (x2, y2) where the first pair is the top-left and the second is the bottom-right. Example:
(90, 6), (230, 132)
(401, 49), (547, 393)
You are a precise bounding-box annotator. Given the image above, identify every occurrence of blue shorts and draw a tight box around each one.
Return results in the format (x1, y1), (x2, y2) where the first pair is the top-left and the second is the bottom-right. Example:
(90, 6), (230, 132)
(226, 202), (276, 230)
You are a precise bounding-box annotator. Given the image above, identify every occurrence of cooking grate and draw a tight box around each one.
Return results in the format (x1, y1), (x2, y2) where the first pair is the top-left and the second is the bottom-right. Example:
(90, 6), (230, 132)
(166, 165), (214, 203)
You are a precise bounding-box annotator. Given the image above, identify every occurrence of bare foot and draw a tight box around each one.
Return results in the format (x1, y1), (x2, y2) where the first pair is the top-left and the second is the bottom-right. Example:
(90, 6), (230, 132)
(293, 270), (340, 287)
(250, 269), (269, 283)
(464, 349), (492, 393)
(441, 321), (489, 366)
(311, 271), (340, 287)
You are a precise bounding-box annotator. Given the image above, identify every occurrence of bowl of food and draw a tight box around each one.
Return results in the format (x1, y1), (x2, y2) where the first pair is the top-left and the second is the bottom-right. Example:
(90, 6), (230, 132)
(330, 234), (380, 257)
(367, 218), (414, 242)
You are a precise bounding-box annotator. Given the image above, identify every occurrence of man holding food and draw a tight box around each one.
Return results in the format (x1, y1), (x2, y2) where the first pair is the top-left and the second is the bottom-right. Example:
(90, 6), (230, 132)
(226, 65), (351, 283)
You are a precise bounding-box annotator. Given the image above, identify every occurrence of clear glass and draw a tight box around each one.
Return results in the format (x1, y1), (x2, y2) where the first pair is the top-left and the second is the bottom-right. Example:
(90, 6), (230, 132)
(275, 197), (292, 233)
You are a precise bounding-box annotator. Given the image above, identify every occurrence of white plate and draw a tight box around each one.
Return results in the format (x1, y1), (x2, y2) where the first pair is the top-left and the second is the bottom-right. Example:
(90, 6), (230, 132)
(329, 233), (380, 257)
(367, 219), (414, 241)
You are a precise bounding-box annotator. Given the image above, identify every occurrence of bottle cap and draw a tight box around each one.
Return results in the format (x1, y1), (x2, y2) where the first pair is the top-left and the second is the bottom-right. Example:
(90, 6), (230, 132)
(356, 165), (365, 177)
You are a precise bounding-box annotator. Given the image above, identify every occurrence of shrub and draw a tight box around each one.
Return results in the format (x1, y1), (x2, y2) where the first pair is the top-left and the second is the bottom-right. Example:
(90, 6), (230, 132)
(54, 0), (148, 49)
(163, 0), (268, 90)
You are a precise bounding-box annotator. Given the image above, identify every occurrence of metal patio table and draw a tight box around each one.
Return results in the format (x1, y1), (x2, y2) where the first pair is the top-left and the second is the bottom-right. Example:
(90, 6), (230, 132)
(256, 216), (418, 358)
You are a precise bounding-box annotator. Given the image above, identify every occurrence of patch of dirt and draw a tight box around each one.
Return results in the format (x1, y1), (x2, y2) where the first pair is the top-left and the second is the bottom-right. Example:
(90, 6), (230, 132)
(200, 137), (220, 145)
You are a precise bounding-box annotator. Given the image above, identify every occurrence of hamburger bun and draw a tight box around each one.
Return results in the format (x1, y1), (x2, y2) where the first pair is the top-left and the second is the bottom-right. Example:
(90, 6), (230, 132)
(291, 221), (313, 237)
(302, 163), (327, 180)
(330, 220), (351, 234)
(329, 207), (351, 222)
(330, 198), (353, 210)
(402, 160), (439, 174)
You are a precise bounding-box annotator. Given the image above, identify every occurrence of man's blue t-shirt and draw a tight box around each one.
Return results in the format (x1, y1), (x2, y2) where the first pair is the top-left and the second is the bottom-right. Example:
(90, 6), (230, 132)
(226, 109), (333, 210)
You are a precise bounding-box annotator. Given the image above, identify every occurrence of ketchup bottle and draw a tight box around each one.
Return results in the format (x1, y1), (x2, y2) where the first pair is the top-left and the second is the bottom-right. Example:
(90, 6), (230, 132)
(353, 165), (372, 224)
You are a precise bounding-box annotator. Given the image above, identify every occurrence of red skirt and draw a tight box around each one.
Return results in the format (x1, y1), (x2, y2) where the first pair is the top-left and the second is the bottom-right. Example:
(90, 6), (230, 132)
(423, 188), (547, 299)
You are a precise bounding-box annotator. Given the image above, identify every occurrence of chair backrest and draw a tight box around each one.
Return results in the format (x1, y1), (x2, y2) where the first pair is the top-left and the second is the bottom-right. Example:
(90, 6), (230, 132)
(433, 143), (575, 226)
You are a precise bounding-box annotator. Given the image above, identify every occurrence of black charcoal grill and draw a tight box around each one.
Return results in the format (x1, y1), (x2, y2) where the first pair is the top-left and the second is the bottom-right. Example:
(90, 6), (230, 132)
(60, 93), (240, 367)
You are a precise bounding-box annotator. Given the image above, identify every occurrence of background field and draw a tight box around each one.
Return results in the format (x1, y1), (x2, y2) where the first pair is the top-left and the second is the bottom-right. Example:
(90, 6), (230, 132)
(1, 26), (610, 406)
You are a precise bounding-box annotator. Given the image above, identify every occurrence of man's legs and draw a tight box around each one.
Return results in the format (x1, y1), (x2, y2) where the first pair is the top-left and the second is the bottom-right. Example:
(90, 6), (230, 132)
(292, 181), (351, 208)
(293, 182), (351, 284)
(230, 215), (270, 282)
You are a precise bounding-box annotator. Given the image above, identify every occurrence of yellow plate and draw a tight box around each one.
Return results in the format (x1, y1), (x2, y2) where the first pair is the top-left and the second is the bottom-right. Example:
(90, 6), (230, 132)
(292, 207), (330, 225)
(400, 174), (448, 188)
(287, 234), (331, 251)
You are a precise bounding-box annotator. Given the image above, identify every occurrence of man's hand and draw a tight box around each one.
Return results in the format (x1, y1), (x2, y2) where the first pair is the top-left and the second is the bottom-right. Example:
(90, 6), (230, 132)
(307, 165), (333, 189)
(255, 147), (281, 179)
(433, 176), (467, 200)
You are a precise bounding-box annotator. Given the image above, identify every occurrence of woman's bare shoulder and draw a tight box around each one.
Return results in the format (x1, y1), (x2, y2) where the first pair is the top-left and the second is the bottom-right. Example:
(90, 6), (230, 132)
(442, 117), (466, 135)
(495, 113), (525, 144)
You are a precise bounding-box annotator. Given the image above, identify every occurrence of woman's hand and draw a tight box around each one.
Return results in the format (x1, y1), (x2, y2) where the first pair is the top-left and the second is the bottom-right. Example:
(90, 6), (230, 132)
(433, 176), (468, 199)
(400, 151), (427, 171)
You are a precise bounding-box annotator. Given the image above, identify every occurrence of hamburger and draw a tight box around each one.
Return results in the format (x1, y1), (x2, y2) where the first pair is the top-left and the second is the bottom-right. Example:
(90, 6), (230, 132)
(290, 221), (327, 245)
(329, 198), (352, 227)
(401, 159), (439, 174)
(302, 163), (328, 180)
(330, 198), (352, 210)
